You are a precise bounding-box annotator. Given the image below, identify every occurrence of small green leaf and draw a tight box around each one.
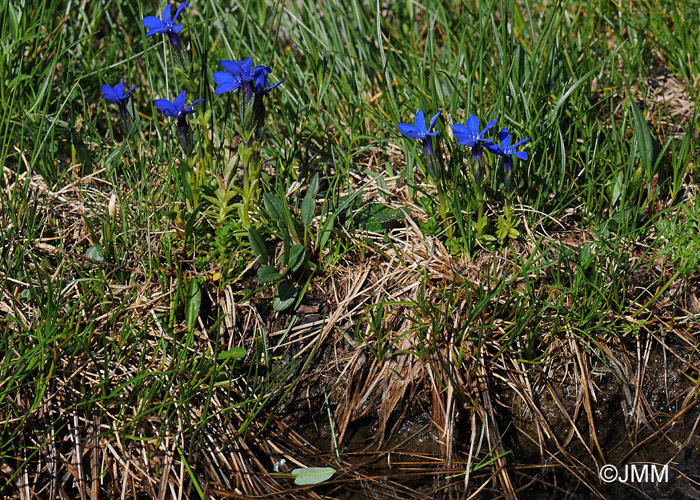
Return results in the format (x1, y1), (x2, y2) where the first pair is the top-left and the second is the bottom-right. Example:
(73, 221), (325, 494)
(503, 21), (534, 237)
(258, 265), (283, 284)
(217, 348), (246, 361)
(85, 244), (105, 262)
(185, 279), (202, 332)
(179, 161), (195, 204)
(273, 281), (297, 311)
(512, 44), (531, 86)
(248, 228), (268, 265)
(287, 245), (305, 273)
(301, 193), (315, 229)
(291, 467), (336, 486)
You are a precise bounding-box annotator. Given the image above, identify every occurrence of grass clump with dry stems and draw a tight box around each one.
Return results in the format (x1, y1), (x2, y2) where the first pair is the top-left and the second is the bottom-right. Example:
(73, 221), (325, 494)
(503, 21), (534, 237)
(1, 0), (700, 499)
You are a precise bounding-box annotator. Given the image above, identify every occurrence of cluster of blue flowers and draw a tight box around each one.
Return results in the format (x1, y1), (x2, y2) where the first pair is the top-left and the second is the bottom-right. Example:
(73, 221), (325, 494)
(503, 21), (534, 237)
(101, 2), (282, 153)
(399, 109), (530, 193)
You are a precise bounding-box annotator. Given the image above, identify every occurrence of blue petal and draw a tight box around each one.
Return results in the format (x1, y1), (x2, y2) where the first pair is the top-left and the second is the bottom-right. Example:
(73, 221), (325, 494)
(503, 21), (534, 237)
(512, 137), (530, 149)
(466, 115), (479, 136)
(497, 128), (511, 150)
(481, 119), (498, 136)
(124, 85), (136, 98)
(252, 65), (271, 76)
(170, 24), (184, 34)
(160, 3), (172, 24)
(239, 58), (253, 73)
(215, 82), (240, 95)
(154, 98), (178, 117)
(264, 79), (284, 92)
(101, 84), (118, 103)
(398, 123), (421, 139)
(173, 90), (187, 111)
(146, 27), (168, 37)
(219, 60), (240, 74)
(184, 98), (205, 113)
(428, 110), (441, 133)
(512, 151), (528, 161)
(484, 143), (503, 156)
(452, 124), (476, 147)
(142, 16), (166, 35)
(213, 71), (237, 84)
(173, 1), (189, 22)
(114, 82), (125, 97)
(413, 110), (426, 134)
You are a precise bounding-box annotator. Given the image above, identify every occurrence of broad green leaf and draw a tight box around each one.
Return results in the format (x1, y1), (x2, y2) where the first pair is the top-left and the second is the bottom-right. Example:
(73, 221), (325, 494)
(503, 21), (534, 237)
(307, 173), (320, 198)
(291, 467), (336, 486)
(185, 279), (202, 332)
(85, 244), (105, 262)
(248, 228), (268, 265)
(273, 281), (297, 311)
(354, 203), (406, 232)
(258, 265), (283, 284)
(548, 65), (598, 123)
(263, 193), (286, 222)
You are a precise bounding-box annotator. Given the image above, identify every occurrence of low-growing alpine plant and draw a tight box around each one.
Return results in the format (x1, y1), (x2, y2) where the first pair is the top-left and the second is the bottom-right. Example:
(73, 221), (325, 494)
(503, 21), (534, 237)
(213, 57), (283, 228)
(398, 107), (531, 249)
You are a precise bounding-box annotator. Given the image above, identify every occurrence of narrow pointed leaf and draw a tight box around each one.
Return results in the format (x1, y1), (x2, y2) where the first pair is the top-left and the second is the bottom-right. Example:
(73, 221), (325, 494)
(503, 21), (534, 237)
(185, 279), (202, 332)
(629, 100), (654, 174)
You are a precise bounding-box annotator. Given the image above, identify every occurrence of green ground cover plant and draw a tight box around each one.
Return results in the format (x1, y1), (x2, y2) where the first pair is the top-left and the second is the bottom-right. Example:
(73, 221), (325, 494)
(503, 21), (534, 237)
(1, 0), (699, 498)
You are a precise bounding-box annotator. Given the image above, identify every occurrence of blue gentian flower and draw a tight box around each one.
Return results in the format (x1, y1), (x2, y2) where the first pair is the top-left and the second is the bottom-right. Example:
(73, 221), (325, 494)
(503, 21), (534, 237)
(250, 65), (283, 96)
(453, 115), (497, 186)
(102, 82), (136, 132)
(398, 109), (441, 156)
(453, 115), (497, 162)
(142, 2), (189, 51)
(154, 90), (204, 155)
(214, 58), (283, 100)
(485, 128), (530, 193)
(102, 82), (135, 111)
(154, 90), (204, 118)
(214, 58), (283, 138)
(213, 58), (250, 95)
